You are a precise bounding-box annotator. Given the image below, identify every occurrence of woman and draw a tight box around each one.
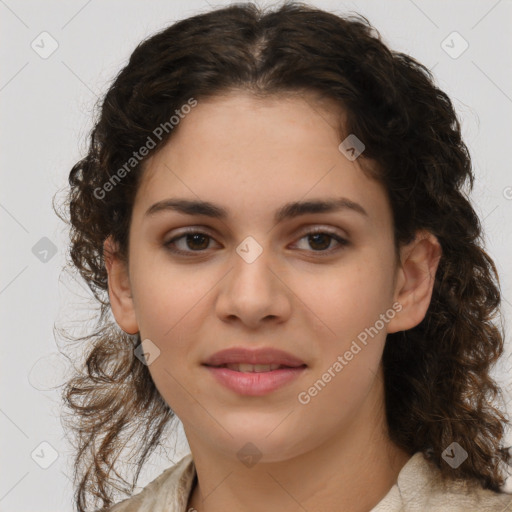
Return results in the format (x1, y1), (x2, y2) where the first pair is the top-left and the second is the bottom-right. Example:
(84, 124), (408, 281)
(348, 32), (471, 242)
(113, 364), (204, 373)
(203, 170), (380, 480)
(57, 2), (512, 511)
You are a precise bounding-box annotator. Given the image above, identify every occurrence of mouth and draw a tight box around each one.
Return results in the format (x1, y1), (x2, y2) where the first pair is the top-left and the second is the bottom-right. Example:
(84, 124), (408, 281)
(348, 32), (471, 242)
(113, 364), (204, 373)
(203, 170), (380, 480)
(204, 363), (307, 373)
(203, 363), (308, 396)
(201, 347), (307, 395)
(202, 347), (306, 369)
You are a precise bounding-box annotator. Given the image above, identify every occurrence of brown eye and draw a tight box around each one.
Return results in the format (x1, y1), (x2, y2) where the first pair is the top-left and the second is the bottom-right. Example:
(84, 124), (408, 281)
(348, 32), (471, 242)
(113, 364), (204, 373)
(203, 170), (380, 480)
(182, 233), (211, 250)
(163, 228), (349, 257)
(293, 229), (349, 254)
(307, 233), (333, 251)
(164, 231), (216, 255)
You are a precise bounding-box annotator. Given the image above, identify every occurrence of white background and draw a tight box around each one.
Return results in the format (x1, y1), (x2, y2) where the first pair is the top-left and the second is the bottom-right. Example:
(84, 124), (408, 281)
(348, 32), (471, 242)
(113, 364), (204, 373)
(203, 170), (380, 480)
(1, 0), (511, 510)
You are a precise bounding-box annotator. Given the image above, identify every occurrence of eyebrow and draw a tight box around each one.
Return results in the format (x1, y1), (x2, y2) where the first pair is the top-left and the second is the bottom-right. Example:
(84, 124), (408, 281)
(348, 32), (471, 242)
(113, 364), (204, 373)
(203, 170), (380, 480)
(144, 197), (368, 224)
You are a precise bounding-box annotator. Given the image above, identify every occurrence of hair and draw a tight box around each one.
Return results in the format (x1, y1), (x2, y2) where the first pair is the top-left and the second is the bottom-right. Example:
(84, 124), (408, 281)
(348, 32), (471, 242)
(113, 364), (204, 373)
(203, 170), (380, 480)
(54, 1), (511, 510)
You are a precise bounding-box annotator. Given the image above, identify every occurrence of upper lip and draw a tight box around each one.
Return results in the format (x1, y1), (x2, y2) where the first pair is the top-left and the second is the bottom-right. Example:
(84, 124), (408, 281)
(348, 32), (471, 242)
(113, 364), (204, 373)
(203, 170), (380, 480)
(203, 347), (306, 367)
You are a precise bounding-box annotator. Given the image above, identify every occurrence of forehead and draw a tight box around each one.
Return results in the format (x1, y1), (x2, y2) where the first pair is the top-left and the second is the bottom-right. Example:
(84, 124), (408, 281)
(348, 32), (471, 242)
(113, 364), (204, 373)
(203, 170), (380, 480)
(132, 91), (391, 231)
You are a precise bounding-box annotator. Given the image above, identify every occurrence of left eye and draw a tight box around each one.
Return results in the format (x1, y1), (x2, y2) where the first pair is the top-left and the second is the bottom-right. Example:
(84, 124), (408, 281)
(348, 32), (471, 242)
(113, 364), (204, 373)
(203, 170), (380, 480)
(164, 229), (349, 255)
(293, 230), (349, 252)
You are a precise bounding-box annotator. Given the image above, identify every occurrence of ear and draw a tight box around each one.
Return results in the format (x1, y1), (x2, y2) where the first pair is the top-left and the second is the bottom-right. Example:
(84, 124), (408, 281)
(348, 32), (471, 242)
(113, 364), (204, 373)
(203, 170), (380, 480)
(103, 235), (139, 335)
(387, 230), (442, 333)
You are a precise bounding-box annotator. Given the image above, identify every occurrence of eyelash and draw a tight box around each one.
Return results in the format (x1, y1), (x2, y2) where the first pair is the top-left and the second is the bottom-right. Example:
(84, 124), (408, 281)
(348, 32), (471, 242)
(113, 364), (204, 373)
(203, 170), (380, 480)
(163, 227), (349, 257)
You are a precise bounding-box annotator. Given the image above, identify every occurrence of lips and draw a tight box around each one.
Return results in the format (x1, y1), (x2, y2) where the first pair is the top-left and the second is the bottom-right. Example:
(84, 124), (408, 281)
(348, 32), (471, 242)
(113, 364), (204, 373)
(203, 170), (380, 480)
(202, 347), (306, 369)
(217, 363), (288, 373)
(203, 348), (307, 395)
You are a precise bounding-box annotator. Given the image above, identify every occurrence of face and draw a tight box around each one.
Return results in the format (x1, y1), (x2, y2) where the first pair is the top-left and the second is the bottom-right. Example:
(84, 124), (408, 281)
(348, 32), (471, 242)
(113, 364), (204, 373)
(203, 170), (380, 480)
(106, 91), (440, 463)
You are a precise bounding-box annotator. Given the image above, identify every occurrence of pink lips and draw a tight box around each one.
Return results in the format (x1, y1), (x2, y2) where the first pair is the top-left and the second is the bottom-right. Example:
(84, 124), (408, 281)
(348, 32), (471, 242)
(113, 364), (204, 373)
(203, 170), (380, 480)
(203, 347), (306, 367)
(202, 347), (307, 396)
(204, 366), (306, 396)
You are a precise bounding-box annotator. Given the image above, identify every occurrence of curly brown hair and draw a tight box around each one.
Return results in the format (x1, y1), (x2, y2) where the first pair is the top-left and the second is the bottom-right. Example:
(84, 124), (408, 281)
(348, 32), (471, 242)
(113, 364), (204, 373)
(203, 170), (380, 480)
(53, 2), (511, 511)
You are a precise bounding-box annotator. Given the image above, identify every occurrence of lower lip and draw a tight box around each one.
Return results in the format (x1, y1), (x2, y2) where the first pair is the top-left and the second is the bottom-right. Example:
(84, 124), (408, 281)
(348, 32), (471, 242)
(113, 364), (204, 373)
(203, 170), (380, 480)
(203, 365), (307, 396)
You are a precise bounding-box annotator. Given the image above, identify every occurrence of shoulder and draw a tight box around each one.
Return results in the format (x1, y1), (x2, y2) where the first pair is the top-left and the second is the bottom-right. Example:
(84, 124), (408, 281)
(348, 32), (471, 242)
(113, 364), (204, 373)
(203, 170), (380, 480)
(107, 453), (196, 512)
(374, 451), (512, 511)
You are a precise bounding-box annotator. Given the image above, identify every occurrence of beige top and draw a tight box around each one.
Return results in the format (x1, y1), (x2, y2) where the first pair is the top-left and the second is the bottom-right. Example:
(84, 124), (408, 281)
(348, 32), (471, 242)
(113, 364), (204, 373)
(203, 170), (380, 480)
(108, 452), (512, 511)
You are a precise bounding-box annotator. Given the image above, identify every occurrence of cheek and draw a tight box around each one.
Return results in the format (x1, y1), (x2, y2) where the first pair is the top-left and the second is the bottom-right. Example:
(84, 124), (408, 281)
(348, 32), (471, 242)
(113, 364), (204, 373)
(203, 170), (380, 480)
(296, 261), (392, 406)
(136, 306), (206, 418)
(296, 355), (383, 441)
(296, 257), (393, 342)
(129, 256), (213, 383)
(130, 252), (210, 338)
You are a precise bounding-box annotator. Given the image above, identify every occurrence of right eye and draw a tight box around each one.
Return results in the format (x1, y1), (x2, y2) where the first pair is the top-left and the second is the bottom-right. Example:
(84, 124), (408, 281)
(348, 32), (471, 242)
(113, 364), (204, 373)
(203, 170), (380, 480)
(164, 230), (218, 256)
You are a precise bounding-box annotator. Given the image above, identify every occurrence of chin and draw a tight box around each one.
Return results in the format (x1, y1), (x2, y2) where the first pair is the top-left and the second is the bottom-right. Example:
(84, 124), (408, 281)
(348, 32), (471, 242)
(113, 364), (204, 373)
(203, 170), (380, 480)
(215, 426), (310, 464)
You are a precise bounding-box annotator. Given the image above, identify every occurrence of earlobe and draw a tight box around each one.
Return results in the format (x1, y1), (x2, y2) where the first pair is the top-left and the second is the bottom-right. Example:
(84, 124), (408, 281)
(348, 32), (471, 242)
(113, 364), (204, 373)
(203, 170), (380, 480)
(387, 230), (442, 334)
(103, 236), (139, 335)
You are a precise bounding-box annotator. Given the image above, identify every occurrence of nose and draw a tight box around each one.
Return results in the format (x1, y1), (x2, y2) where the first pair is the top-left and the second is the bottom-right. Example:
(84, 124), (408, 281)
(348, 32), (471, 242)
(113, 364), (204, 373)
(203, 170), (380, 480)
(215, 242), (292, 330)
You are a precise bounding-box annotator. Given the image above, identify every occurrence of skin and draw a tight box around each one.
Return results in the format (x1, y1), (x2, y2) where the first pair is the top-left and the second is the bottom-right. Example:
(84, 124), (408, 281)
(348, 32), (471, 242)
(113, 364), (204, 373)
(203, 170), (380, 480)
(104, 90), (442, 512)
